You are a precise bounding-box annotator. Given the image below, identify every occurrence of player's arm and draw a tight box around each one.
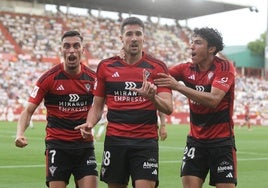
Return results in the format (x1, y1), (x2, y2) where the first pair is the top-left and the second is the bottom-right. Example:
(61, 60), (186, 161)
(15, 102), (38, 148)
(155, 73), (226, 108)
(173, 84), (226, 108)
(75, 96), (105, 138)
(158, 111), (167, 141)
(152, 91), (173, 115)
(86, 96), (105, 126)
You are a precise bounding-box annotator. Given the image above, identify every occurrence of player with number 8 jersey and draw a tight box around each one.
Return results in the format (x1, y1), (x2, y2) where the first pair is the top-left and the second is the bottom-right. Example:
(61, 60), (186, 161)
(75, 17), (173, 188)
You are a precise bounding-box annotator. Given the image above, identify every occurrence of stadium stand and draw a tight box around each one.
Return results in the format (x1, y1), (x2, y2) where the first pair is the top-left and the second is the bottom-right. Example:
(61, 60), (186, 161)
(0, 1), (267, 126)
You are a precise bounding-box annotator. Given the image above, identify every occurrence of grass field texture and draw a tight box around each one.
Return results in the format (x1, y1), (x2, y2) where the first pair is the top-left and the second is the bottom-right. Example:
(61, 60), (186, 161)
(0, 121), (268, 188)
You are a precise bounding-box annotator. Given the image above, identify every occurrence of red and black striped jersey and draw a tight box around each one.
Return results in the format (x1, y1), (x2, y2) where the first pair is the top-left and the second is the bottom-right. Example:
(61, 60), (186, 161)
(29, 63), (96, 149)
(169, 56), (235, 145)
(94, 52), (171, 140)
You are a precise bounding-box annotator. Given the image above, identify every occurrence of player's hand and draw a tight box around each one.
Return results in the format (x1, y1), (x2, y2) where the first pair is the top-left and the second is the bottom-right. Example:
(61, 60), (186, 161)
(154, 73), (179, 90)
(131, 69), (157, 100)
(15, 136), (28, 148)
(159, 125), (167, 141)
(74, 123), (93, 139)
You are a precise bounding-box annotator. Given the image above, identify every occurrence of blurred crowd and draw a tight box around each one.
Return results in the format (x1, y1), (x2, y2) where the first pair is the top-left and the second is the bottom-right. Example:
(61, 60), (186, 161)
(0, 11), (267, 125)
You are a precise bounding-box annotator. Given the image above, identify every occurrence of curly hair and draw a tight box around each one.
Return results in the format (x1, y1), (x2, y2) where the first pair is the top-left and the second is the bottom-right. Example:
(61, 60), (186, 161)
(193, 27), (224, 55)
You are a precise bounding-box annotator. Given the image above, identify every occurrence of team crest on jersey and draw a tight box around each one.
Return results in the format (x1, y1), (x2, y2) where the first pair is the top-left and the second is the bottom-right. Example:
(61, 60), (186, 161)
(208, 72), (214, 80)
(49, 165), (57, 176)
(144, 69), (151, 80)
(101, 167), (106, 177)
(85, 83), (91, 91)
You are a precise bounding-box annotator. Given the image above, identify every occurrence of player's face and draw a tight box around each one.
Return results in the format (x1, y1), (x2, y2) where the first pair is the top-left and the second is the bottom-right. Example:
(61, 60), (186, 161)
(121, 24), (144, 56)
(60, 36), (84, 73)
(190, 35), (211, 65)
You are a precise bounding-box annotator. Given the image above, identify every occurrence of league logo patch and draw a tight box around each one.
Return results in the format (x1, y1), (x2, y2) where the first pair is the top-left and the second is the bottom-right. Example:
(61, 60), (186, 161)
(30, 86), (39, 98)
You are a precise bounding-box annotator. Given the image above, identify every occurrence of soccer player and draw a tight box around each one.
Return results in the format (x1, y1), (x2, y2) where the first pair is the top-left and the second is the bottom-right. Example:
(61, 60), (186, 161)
(154, 27), (237, 188)
(239, 103), (251, 130)
(75, 17), (173, 188)
(15, 30), (98, 188)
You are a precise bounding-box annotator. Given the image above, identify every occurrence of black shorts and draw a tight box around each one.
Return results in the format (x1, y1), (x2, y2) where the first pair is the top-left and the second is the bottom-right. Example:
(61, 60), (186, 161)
(100, 144), (159, 187)
(180, 143), (237, 186)
(45, 148), (98, 186)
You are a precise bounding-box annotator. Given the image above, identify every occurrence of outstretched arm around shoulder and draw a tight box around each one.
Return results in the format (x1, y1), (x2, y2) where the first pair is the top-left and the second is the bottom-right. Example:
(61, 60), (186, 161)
(154, 73), (227, 108)
(75, 96), (105, 139)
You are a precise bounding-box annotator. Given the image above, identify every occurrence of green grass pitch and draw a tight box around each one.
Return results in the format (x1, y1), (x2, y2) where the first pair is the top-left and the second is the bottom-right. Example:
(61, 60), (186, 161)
(0, 121), (268, 188)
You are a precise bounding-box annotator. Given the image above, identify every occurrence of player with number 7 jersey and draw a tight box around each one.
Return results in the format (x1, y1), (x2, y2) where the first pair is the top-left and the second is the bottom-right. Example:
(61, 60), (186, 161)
(15, 31), (98, 188)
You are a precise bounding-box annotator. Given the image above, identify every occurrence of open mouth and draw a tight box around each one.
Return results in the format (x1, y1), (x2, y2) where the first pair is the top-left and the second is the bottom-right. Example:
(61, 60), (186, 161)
(130, 43), (138, 49)
(68, 55), (77, 61)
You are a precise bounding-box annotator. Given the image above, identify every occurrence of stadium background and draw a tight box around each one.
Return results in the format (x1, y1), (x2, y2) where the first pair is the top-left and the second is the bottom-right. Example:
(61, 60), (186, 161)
(0, 0), (268, 126)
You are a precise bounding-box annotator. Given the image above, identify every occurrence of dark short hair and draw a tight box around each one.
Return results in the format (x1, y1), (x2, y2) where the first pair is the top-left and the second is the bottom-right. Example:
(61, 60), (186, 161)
(61, 30), (83, 42)
(120, 17), (145, 34)
(193, 27), (224, 55)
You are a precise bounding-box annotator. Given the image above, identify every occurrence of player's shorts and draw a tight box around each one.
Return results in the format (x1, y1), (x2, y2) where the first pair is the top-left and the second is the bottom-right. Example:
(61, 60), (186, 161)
(45, 148), (98, 186)
(180, 143), (237, 186)
(100, 143), (159, 187)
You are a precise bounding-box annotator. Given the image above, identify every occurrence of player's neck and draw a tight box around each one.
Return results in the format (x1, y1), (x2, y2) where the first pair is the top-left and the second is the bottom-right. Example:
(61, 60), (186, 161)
(197, 56), (214, 71)
(64, 65), (81, 76)
(124, 53), (142, 65)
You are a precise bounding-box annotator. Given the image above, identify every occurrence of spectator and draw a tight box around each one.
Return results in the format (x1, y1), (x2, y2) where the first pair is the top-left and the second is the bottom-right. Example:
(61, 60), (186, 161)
(239, 103), (251, 130)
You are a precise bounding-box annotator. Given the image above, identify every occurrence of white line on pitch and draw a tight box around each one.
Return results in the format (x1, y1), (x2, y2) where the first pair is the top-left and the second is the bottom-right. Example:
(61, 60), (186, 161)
(1, 157), (268, 169)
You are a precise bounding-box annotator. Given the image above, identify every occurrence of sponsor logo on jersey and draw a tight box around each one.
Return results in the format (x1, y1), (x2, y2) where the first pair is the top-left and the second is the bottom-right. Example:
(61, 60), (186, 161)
(220, 77), (228, 83)
(195, 85), (205, 92)
(86, 156), (97, 166)
(124, 82), (136, 90)
(188, 74), (195, 80)
(69, 94), (80, 102)
(56, 84), (64, 91)
(152, 169), (157, 175)
(217, 165), (233, 172)
(226, 172), (233, 178)
(112, 71), (120, 77)
(217, 162), (233, 173)
(58, 93), (88, 112)
(143, 161), (158, 169)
